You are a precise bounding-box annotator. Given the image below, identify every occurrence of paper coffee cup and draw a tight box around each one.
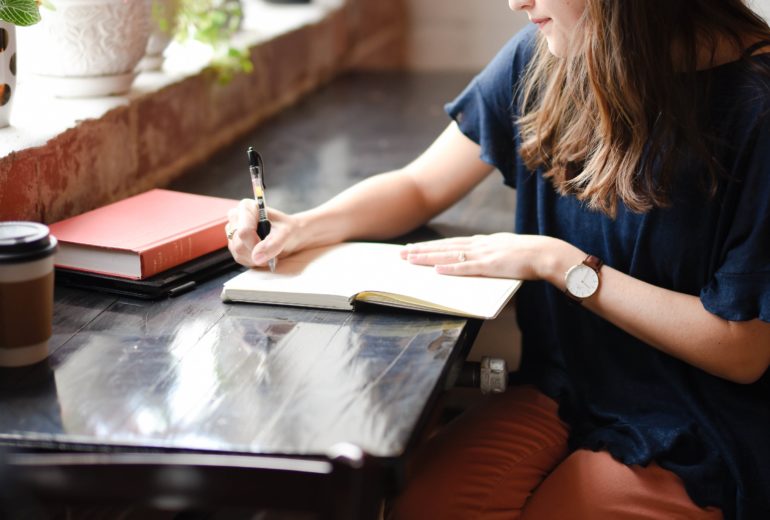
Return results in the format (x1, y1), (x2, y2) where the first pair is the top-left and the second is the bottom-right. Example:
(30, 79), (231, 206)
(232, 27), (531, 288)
(0, 222), (58, 367)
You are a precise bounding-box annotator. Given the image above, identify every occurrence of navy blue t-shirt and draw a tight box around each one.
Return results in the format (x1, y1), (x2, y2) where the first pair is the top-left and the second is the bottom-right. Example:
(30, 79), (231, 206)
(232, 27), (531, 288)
(445, 24), (770, 519)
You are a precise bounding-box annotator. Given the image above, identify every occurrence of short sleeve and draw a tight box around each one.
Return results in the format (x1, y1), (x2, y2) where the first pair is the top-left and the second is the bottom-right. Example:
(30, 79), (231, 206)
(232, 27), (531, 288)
(700, 111), (770, 322)
(444, 25), (538, 187)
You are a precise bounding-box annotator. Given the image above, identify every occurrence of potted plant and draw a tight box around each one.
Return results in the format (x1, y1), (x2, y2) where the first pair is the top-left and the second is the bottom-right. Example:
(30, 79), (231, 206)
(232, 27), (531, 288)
(0, 0), (43, 127)
(175, 0), (252, 82)
(141, 0), (252, 82)
(17, 0), (153, 98)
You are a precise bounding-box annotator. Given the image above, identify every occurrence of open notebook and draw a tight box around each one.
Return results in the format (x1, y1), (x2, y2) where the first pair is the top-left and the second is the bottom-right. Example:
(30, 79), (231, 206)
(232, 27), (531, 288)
(221, 242), (521, 319)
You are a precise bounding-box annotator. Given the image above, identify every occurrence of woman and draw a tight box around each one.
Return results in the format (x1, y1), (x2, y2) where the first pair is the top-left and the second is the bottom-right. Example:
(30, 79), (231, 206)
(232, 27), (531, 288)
(227, 0), (770, 518)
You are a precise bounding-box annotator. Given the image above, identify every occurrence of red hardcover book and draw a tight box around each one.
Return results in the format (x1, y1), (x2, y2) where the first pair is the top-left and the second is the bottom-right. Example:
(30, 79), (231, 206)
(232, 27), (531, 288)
(49, 189), (238, 280)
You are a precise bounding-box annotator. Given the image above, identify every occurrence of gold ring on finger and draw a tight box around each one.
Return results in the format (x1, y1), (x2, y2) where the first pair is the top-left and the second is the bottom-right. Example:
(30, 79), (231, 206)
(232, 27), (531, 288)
(226, 225), (237, 240)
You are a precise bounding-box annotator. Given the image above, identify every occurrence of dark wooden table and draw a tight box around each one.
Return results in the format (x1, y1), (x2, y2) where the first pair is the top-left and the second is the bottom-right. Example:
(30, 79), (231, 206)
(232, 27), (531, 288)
(0, 71), (517, 518)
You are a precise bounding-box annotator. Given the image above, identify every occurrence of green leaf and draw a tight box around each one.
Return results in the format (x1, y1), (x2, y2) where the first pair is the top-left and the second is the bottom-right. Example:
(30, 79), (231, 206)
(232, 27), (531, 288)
(0, 0), (42, 26)
(175, 0), (252, 84)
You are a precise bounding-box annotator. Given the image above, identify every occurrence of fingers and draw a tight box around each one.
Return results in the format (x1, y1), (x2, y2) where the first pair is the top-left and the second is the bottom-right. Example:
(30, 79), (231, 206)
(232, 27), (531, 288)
(250, 208), (294, 267)
(403, 237), (474, 254)
(235, 199), (257, 242)
(407, 247), (483, 277)
(402, 237), (475, 265)
(402, 236), (489, 277)
(405, 248), (470, 266)
(227, 199), (259, 267)
(403, 232), (541, 280)
(227, 201), (292, 268)
(251, 211), (285, 265)
(434, 260), (480, 276)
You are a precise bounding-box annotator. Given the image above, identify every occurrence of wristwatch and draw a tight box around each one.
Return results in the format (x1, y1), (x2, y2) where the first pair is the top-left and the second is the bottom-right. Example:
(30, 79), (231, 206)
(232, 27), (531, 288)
(564, 254), (603, 303)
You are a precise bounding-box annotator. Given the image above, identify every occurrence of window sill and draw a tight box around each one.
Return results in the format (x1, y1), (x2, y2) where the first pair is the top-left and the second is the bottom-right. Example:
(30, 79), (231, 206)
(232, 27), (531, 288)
(0, 0), (406, 223)
(1, 0), (344, 158)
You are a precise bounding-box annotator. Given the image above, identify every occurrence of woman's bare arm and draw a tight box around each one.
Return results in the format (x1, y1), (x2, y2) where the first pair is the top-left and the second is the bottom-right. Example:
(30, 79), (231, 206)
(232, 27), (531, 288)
(228, 122), (495, 266)
(406, 234), (770, 385)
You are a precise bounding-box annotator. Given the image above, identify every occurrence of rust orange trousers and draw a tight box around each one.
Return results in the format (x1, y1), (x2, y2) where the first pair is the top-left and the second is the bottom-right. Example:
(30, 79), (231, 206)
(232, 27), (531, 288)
(390, 385), (723, 520)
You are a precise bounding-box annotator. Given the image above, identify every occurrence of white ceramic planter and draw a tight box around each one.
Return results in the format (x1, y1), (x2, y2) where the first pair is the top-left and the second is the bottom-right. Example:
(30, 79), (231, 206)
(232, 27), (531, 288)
(0, 21), (16, 127)
(19, 0), (152, 97)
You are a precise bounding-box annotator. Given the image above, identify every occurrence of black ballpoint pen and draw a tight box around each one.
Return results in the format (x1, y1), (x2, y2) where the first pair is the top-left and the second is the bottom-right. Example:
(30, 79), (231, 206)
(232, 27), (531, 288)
(247, 147), (276, 272)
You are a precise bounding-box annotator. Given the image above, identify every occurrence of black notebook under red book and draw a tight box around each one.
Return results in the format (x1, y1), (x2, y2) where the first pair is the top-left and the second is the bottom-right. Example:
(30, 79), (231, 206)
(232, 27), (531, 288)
(55, 247), (239, 300)
(49, 189), (240, 299)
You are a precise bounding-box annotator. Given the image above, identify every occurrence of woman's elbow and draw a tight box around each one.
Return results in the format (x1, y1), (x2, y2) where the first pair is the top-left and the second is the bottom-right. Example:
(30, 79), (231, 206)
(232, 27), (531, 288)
(722, 355), (769, 385)
(716, 320), (770, 384)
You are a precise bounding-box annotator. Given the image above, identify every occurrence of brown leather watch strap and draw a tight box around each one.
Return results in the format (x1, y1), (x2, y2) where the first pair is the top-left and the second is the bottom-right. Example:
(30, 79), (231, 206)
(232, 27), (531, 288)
(583, 254), (603, 272)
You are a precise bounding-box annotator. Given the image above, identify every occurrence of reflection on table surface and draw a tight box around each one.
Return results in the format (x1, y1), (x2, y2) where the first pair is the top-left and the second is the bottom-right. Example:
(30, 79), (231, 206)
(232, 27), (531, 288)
(0, 272), (475, 459)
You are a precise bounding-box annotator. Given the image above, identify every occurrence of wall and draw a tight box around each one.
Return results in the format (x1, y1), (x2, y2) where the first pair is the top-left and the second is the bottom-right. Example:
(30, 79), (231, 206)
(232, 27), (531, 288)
(753, 0), (770, 21)
(405, 0), (527, 71)
(405, 0), (770, 72)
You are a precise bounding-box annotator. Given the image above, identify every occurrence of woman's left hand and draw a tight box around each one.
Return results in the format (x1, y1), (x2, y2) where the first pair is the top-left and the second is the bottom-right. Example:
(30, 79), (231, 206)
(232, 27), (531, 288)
(401, 232), (562, 281)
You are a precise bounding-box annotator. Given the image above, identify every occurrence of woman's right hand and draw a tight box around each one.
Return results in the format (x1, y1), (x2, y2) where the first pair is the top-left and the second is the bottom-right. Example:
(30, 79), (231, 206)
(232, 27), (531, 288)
(226, 199), (300, 268)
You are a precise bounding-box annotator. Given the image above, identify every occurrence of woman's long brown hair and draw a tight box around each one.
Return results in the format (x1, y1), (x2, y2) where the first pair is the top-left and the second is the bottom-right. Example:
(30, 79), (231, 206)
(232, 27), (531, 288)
(517, 0), (770, 217)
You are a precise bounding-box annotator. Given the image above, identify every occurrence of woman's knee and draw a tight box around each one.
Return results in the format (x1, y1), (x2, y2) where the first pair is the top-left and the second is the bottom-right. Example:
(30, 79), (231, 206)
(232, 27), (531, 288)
(521, 449), (723, 520)
(389, 385), (569, 520)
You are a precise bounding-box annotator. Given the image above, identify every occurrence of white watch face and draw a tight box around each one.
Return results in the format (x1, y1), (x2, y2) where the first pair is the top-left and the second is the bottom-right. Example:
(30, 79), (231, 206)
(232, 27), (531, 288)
(565, 263), (599, 299)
